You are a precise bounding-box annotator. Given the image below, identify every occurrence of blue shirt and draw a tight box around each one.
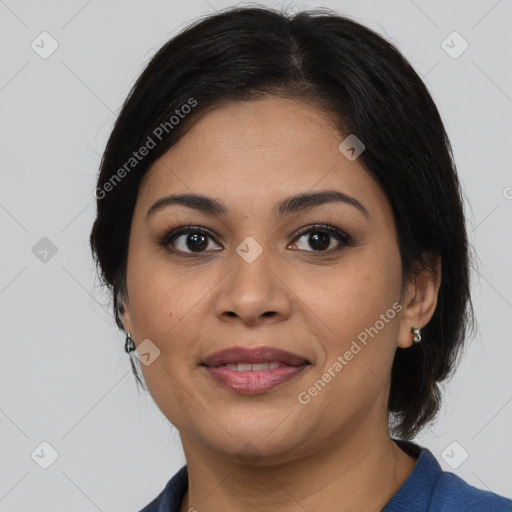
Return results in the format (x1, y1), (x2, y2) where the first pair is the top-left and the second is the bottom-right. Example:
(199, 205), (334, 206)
(138, 441), (512, 511)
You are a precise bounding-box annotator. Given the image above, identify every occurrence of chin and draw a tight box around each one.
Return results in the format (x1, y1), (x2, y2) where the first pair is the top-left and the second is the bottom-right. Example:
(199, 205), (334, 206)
(197, 417), (309, 463)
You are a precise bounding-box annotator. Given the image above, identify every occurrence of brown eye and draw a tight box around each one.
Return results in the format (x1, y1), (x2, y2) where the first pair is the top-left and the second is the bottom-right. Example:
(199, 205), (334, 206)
(160, 227), (222, 254)
(289, 224), (353, 253)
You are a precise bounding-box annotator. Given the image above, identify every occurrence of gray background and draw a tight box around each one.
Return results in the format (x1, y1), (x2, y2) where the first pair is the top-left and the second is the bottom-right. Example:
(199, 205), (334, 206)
(1, 0), (511, 510)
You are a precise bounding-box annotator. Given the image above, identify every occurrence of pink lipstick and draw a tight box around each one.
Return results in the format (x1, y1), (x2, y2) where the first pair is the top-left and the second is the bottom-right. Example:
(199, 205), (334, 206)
(201, 346), (311, 394)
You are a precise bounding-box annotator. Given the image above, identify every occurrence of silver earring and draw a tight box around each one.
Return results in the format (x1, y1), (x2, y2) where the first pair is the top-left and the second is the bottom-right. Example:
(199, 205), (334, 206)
(411, 327), (422, 343)
(125, 332), (136, 353)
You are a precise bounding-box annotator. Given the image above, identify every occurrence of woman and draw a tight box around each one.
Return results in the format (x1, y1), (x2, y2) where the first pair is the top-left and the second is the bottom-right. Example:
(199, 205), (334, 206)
(89, 6), (512, 511)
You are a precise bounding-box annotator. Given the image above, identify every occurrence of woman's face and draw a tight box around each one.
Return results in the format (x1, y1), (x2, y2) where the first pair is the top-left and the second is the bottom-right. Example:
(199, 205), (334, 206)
(122, 96), (418, 464)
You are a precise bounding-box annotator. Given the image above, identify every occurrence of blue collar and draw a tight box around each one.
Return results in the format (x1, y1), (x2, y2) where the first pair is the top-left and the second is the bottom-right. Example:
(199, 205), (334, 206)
(139, 441), (512, 511)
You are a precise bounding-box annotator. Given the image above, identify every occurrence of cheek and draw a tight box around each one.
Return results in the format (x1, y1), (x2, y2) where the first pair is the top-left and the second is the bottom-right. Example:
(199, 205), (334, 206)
(126, 250), (216, 357)
(127, 243), (184, 324)
(295, 244), (402, 347)
(292, 249), (402, 426)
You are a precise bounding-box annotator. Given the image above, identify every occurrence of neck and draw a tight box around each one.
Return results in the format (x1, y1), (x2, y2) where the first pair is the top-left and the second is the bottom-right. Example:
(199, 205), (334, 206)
(178, 418), (417, 512)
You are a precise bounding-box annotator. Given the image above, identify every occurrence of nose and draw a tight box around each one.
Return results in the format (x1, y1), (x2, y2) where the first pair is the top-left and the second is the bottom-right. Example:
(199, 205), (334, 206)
(214, 247), (293, 326)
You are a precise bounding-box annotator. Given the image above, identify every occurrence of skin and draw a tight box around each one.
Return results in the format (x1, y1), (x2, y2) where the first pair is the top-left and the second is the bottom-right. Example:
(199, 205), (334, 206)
(121, 96), (441, 512)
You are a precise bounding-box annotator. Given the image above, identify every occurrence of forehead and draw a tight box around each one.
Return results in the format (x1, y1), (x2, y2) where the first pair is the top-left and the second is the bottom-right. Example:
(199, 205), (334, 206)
(136, 97), (389, 220)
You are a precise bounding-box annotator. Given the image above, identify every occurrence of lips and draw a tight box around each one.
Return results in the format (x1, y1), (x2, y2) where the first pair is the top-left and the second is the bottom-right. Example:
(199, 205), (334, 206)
(201, 346), (310, 368)
(201, 346), (311, 394)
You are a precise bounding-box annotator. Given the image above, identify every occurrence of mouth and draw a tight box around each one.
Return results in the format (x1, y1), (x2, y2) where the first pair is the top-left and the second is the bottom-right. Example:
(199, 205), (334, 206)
(200, 346), (311, 394)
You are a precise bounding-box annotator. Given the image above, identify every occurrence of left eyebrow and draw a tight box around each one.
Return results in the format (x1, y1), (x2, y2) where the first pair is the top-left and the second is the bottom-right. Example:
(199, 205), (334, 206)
(145, 189), (369, 220)
(274, 190), (369, 219)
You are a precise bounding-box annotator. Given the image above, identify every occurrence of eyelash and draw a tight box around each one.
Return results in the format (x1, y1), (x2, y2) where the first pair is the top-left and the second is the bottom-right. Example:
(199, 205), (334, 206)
(158, 222), (355, 257)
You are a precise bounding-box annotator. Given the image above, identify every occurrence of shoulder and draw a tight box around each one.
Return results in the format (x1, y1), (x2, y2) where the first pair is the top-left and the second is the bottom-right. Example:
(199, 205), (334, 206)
(384, 441), (512, 512)
(431, 470), (512, 512)
(137, 465), (188, 512)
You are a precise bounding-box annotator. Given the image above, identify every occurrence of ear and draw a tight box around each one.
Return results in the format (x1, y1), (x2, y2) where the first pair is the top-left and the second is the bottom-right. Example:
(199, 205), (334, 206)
(117, 289), (135, 336)
(397, 254), (442, 349)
